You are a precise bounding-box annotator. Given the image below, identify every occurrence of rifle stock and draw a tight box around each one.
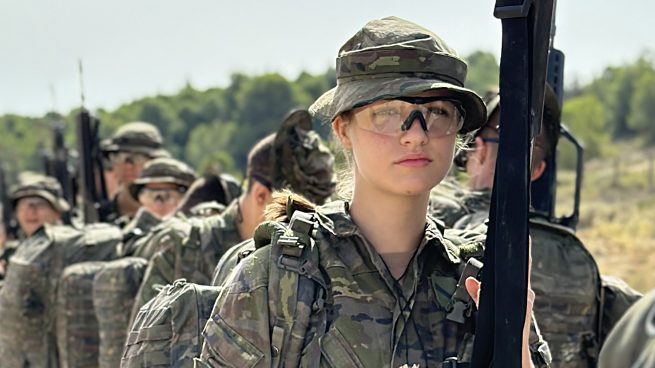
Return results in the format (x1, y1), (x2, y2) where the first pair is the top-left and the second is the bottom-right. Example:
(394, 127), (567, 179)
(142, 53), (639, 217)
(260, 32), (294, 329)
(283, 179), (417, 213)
(0, 165), (18, 241)
(76, 109), (108, 223)
(471, 1), (555, 367)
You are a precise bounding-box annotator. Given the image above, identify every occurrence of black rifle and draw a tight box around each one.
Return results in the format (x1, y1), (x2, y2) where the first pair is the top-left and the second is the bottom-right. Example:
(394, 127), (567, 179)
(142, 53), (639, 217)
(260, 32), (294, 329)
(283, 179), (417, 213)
(471, 0), (555, 367)
(530, 1), (583, 230)
(42, 121), (75, 224)
(76, 108), (109, 223)
(0, 165), (19, 241)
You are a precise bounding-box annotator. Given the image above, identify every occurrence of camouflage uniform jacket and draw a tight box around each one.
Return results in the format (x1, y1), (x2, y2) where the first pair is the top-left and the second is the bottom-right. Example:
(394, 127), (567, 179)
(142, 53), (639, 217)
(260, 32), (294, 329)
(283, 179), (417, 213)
(119, 207), (162, 257)
(130, 199), (243, 320)
(427, 178), (470, 228)
(130, 212), (191, 260)
(598, 289), (655, 368)
(451, 189), (492, 230)
(199, 200), (497, 367)
(449, 188), (641, 366)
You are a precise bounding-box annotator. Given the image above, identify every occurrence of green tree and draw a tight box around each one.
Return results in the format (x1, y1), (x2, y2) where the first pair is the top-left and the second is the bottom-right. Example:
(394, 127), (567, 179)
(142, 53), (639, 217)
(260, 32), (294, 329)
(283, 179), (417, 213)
(464, 51), (499, 95)
(559, 94), (610, 168)
(587, 55), (655, 139)
(185, 121), (237, 172)
(627, 68), (655, 143)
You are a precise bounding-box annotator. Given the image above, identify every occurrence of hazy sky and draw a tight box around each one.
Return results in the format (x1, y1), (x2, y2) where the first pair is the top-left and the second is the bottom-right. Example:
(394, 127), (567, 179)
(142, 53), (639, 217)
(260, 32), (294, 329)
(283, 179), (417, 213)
(1, 0), (653, 116)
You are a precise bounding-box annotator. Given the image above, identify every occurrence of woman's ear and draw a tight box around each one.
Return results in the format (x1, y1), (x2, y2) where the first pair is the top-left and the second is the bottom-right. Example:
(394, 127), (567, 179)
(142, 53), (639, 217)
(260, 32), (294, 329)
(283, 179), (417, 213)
(530, 159), (547, 182)
(332, 116), (352, 150)
(470, 136), (488, 165)
(252, 181), (272, 206)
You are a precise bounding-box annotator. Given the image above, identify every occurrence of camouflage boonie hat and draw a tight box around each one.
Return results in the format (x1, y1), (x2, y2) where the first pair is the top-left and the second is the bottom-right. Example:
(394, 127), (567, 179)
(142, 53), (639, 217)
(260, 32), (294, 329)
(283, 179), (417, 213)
(271, 109), (336, 204)
(103, 121), (169, 158)
(482, 87), (501, 122)
(129, 158), (197, 200)
(10, 171), (70, 212)
(309, 16), (486, 133)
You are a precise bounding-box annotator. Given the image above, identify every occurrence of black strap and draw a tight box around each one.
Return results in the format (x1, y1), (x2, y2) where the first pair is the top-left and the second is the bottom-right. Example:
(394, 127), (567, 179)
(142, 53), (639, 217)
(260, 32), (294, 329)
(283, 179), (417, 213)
(268, 211), (327, 368)
(471, 1), (555, 367)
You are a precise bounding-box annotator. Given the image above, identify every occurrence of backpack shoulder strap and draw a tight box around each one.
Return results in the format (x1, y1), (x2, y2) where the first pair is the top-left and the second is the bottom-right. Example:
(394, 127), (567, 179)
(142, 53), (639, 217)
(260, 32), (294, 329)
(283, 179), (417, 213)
(267, 210), (327, 368)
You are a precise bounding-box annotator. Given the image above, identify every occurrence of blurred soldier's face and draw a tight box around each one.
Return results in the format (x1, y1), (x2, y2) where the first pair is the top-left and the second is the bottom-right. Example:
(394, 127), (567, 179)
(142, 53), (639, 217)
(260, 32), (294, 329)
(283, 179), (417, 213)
(466, 110), (500, 191)
(138, 182), (185, 219)
(15, 196), (61, 237)
(110, 151), (150, 186)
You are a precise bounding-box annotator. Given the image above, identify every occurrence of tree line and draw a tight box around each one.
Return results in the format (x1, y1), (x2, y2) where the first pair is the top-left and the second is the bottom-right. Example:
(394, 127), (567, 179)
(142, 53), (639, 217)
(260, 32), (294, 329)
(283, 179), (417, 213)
(1, 50), (654, 182)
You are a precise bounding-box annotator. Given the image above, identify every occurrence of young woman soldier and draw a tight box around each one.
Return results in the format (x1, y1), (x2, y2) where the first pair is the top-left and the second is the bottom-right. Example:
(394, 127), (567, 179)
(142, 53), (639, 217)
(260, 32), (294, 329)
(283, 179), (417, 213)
(197, 16), (539, 367)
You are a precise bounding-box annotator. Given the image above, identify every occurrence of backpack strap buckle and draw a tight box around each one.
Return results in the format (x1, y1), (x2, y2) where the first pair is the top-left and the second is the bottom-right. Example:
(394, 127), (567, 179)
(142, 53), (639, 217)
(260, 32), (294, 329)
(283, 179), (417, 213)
(446, 258), (483, 324)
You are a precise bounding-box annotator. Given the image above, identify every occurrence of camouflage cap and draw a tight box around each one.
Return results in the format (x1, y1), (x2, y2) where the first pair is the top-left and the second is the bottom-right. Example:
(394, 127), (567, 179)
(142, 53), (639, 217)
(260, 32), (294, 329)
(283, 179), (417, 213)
(536, 84), (561, 159)
(479, 85), (560, 156)
(453, 84), (561, 168)
(10, 171), (70, 212)
(309, 16), (486, 133)
(482, 87), (501, 122)
(129, 158), (197, 200)
(271, 109), (336, 204)
(103, 121), (169, 158)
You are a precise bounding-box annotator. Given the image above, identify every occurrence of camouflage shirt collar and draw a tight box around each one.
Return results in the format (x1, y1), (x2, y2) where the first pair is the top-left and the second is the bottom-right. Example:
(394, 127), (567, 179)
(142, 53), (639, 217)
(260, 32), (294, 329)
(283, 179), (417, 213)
(316, 200), (462, 264)
(219, 199), (242, 240)
(463, 188), (492, 212)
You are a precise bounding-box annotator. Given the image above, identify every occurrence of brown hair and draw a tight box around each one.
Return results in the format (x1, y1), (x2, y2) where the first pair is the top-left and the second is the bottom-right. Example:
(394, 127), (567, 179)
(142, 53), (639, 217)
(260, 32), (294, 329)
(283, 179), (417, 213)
(246, 134), (275, 191)
(263, 189), (317, 222)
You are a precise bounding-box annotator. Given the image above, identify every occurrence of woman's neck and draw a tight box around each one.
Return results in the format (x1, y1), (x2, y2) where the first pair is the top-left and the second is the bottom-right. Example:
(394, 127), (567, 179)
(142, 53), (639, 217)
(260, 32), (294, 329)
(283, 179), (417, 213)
(349, 184), (429, 276)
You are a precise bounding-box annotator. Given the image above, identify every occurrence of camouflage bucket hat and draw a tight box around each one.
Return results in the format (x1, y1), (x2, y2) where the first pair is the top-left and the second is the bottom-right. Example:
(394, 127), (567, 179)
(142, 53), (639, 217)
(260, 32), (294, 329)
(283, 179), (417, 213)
(309, 16), (486, 133)
(271, 109), (336, 204)
(104, 121), (170, 158)
(10, 172), (70, 212)
(129, 158), (197, 200)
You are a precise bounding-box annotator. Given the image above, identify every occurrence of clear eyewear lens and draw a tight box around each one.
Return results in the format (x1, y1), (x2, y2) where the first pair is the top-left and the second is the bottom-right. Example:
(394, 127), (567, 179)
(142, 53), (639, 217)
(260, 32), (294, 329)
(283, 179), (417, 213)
(18, 198), (52, 211)
(111, 152), (150, 165)
(139, 189), (183, 205)
(355, 99), (463, 137)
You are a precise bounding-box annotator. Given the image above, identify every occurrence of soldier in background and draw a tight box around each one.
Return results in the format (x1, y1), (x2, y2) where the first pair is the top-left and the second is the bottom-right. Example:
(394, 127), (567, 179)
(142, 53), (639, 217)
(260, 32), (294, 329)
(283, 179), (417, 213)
(101, 121), (170, 223)
(433, 86), (642, 366)
(129, 109), (335, 320)
(598, 288), (655, 367)
(120, 157), (196, 257)
(0, 172), (70, 278)
(176, 173), (242, 217)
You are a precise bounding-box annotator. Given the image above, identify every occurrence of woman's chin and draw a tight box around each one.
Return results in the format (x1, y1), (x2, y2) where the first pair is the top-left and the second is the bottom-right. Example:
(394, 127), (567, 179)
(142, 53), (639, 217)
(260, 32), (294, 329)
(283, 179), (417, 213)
(394, 179), (438, 197)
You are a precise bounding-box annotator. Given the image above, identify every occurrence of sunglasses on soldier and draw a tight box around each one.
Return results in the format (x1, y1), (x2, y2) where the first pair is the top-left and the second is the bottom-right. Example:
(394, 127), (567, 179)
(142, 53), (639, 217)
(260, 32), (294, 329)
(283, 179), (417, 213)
(351, 96), (465, 138)
(138, 187), (186, 205)
(109, 151), (150, 166)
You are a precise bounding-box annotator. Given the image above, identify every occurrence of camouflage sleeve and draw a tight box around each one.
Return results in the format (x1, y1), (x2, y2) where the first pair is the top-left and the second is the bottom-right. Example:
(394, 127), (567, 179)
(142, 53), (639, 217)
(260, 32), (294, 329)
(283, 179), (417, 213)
(197, 244), (271, 367)
(129, 244), (178, 325)
(600, 275), (643, 343)
(429, 194), (468, 228)
(598, 289), (655, 368)
(211, 240), (255, 287)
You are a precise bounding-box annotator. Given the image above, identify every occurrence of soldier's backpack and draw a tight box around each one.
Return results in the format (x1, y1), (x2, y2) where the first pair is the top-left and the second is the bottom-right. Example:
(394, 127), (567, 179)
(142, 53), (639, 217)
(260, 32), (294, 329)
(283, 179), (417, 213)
(529, 217), (602, 367)
(0, 223), (120, 368)
(56, 262), (106, 368)
(130, 210), (241, 324)
(94, 257), (149, 368)
(121, 279), (222, 367)
(197, 209), (327, 368)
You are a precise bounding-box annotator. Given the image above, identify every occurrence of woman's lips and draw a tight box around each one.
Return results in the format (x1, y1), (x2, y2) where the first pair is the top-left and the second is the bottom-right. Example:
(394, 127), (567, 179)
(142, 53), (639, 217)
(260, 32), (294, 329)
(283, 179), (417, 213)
(396, 157), (432, 167)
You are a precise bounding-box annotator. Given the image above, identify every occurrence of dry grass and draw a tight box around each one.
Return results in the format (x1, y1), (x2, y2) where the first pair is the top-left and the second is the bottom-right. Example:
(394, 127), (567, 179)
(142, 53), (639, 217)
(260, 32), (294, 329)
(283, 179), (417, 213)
(556, 145), (655, 293)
